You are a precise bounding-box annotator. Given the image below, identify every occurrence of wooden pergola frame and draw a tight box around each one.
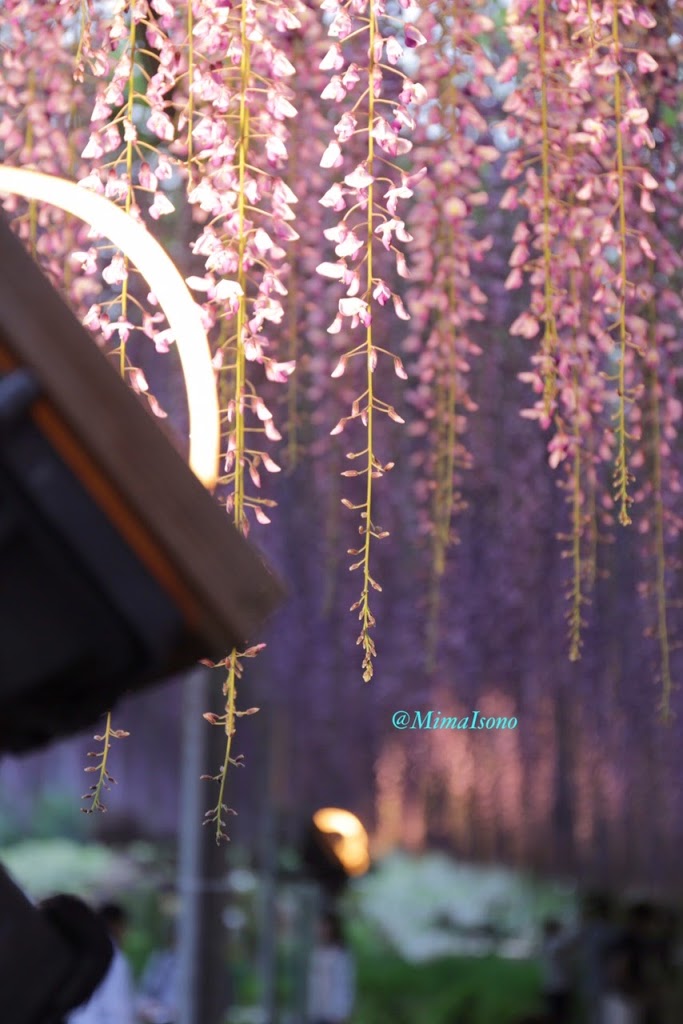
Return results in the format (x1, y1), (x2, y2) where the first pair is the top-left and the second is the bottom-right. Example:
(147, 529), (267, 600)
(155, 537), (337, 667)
(0, 214), (283, 690)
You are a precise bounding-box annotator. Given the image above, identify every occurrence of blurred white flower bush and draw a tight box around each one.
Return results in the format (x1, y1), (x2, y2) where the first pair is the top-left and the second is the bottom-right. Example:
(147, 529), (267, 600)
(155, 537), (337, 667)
(350, 851), (575, 962)
(1, 839), (146, 900)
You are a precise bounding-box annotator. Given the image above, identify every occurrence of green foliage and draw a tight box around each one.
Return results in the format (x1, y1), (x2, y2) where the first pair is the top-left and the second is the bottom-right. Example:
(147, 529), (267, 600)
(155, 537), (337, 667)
(346, 875), (547, 1024)
(353, 944), (541, 1024)
(31, 790), (92, 840)
(0, 789), (91, 845)
(0, 801), (23, 847)
(230, 962), (262, 1007)
(123, 886), (172, 979)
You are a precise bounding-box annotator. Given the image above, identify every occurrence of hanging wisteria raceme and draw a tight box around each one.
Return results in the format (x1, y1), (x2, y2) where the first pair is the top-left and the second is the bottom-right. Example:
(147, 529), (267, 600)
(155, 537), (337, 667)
(170, 0), (304, 839)
(71, 0), (182, 811)
(273, 6), (353, 612)
(562, 0), (665, 674)
(500, 0), (665, 666)
(598, 1), (658, 530)
(316, 0), (427, 680)
(405, 0), (494, 664)
(636, 278), (683, 720)
(274, 5), (331, 473)
(563, 1), (662, 663)
(75, 0), (177, 413)
(178, 0), (300, 526)
(0, 1), (92, 296)
(500, 0), (608, 658)
(630, 4), (683, 720)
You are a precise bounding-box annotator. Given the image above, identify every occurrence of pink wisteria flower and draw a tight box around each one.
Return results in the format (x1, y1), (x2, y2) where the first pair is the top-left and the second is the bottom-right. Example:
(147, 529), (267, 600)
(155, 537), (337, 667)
(320, 43), (344, 71)
(338, 296), (371, 326)
(344, 163), (374, 189)
(315, 0), (428, 680)
(321, 140), (343, 167)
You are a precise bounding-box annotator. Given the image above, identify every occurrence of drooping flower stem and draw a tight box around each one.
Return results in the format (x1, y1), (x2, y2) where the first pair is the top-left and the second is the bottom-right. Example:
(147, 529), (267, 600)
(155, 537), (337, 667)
(648, 371), (673, 721)
(612, 1), (632, 526)
(434, 258), (458, 580)
(233, 5), (250, 537)
(587, 443), (598, 588)
(426, 238), (459, 669)
(285, 63), (300, 471)
(123, 12), (136, 216)
(568, 373), (584, 661)
(214, 660), (238, 843)
(644, 291), (674, 721)
(214, 0), (252, 842)
(318, 0), (419, 682)
(25, 70), (38, 254)
(74, 0), (91, 75)
(567, 256), (589, 661)
(286, 263), (300, 470)
(84, 3), (142, 813)
(410, 4), (489, 670)
(538, 0), (557, 412)
(359, 3), (378, 683)
(285, 280), (300, 469)
(82, 710), (129, 814)
(87, 711), (114, 812)
(186, 0), (194, 172)
(119, 6), (137, 377)
(585, 0), (595, 51)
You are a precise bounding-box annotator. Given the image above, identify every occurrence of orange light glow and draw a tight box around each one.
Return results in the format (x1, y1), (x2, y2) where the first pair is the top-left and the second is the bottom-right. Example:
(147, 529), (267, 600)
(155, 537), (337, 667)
(313, 807), (371, 876)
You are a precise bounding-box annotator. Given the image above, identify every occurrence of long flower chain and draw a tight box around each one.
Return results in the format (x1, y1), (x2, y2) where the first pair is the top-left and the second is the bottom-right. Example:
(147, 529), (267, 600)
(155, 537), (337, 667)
(635, 7), (683, 719)
(503, 0), (661, 659)
(406, 0), (493, 664)
(503, 0), (602, 657)
(182, 0), (301, 838)
(76, 1), (162, 811)
(0, 1), (92, 288)
(317, 0), (425, 680)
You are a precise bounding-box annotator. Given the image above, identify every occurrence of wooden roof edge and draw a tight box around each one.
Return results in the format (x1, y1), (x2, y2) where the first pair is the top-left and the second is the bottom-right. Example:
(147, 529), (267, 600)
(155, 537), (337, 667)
(0, 218), (285, 648)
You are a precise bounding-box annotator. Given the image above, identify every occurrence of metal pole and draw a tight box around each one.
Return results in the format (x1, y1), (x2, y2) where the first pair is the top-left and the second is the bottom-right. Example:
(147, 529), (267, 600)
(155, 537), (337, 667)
(258, 706), (278, 1024)
(177, 667), (232, 1024)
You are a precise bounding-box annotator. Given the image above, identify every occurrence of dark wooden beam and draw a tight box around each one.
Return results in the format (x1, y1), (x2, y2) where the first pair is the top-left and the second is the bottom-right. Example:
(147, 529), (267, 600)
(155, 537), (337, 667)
(0, 216), (284, 657)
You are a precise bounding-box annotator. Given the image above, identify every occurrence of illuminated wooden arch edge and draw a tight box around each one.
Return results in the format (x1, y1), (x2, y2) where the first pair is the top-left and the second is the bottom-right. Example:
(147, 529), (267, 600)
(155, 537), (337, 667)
(0, 166), (219, 490)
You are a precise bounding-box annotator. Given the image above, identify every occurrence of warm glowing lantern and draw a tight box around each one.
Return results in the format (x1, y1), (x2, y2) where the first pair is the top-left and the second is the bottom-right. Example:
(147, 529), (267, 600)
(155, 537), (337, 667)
(312, 807), (371, 877)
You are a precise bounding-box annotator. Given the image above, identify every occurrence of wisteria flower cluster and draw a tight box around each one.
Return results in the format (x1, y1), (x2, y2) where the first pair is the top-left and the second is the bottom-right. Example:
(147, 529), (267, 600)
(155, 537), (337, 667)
(182, 0), (303, 838)
(500, 0), (682, 691)
(0, 0), (92, 295)
(405, 0), (494, 660)
(316, 0), (427, 680)
(0, 0), (681, 828)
